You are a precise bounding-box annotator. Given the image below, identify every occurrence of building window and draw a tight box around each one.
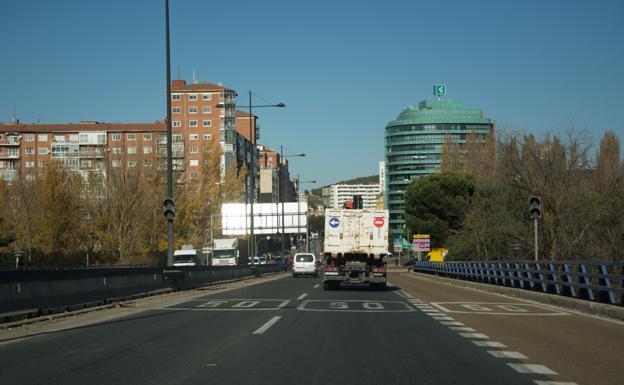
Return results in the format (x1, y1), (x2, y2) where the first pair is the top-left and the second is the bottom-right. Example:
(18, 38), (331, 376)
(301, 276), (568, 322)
(0, 161), (4, 168)
(38, 134), (48, 141)
(38, 148), (48, 155)
(81, 160), (92, 168)
(172, 94), (181, 101)
(38, 160), (45, 168)
(189, 134), (198, 140)
(143, 159), (152, 167)
(112, 133), (121, 141)
(202, 93), (212, 100)
(25, 161), (35, 168)
(127, 146), (137, 154)
(112, 160), (121, 167)
(189, 106), (198, 114)
(128, 160), (137, 167)
(68, 133), (79, 142)
(112, 147), (122, 154)
(189, 159), (199, 167)
(189, 120), (198, 127)
(188, 93), (198, 101)
(143, 146), (153, 154)
(53, 134), (65, 142)
(173, 134), (183, 141)
(203, 120), (212, 127)
(190, 146), (198, 153)
(25, 148), (35, 155)
(127, 133), (136, 140)
(0, 134), (3, 142)
(143, 133), (152, 141)
(25, 174), (34, 181)
(202, 106), (212, 114)
(173, 121), (181, 128)
(203, 134), (212, 140)
(172, 107), (181, 114)
(24, 134), (35, 141)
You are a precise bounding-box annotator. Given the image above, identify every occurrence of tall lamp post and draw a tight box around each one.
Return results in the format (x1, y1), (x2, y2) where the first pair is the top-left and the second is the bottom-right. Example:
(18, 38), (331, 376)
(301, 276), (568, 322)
(217, 93), (284, 263)
(295, 175), (316, 252)
(163, 0), (175, 266)
(278, 146), (305, 258)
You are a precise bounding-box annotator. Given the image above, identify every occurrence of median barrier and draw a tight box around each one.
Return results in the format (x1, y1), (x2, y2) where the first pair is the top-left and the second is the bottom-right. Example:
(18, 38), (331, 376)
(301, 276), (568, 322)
(0, 264), (281, 323)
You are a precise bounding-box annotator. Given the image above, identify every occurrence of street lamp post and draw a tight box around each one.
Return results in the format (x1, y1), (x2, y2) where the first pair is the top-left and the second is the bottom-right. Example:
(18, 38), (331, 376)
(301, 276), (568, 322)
(163, 0), (175, 266)
(278, 146), (305, 258)
(295, 174), (316, 252)
(226, 94), (284, 263)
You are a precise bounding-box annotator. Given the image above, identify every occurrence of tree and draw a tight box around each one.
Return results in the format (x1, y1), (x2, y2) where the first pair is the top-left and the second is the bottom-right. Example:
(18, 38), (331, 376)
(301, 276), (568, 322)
(404, 172), (475, 247)
(0, 178), (16, 248)
(595, 130), (623, 192)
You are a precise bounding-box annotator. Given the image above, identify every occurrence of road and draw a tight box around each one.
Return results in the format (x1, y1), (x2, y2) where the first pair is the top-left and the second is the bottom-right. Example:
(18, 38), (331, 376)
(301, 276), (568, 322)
(1, 272), (620, 385)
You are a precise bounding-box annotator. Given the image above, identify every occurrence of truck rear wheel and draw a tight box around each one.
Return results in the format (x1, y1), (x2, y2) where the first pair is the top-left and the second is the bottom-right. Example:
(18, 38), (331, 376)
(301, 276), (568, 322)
(323, 281), (339, 290)
(370, 282), (386, 291)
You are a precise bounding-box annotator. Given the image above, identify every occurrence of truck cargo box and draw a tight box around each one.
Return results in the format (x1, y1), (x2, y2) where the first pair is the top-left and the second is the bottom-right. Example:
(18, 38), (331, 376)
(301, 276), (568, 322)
(323, 208), (389, 258)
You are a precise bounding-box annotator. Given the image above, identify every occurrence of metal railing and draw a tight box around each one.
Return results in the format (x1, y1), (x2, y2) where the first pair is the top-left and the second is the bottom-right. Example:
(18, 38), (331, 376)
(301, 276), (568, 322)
(412, 260), (624, 306)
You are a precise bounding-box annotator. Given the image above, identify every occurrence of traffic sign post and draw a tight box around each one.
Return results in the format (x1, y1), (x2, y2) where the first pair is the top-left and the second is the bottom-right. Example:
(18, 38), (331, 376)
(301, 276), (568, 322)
(413, 234), (430, 261)
(433, 84), (446, 98)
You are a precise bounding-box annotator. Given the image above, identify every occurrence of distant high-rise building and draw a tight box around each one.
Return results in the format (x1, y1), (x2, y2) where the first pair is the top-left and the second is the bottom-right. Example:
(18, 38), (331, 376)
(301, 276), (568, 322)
(384, 96), (495, 241)
(324, 184), (381, 209)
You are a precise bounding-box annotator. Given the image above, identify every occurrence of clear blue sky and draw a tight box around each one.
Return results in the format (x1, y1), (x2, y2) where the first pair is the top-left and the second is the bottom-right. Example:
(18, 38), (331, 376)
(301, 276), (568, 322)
(1, 0), (623, 186)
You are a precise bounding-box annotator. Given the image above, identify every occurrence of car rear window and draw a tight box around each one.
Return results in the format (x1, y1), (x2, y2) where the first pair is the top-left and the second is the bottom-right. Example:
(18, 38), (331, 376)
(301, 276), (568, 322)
(296, 254), (314, 262)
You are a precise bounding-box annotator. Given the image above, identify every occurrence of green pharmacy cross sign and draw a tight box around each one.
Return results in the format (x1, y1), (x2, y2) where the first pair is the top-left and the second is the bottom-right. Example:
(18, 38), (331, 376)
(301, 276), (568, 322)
(433, 84), (446, 97)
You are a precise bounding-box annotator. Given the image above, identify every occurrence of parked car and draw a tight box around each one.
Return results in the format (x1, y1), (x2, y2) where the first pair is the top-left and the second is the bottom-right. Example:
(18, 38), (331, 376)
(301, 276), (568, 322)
(292, 253), (318, 277)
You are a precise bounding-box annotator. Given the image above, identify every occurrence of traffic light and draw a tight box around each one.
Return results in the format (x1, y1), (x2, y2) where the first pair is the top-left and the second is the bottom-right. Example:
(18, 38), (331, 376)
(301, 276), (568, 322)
(163, 197), (176, 220)
(529, 195), (542, 219)
(353, 195), (363, 209)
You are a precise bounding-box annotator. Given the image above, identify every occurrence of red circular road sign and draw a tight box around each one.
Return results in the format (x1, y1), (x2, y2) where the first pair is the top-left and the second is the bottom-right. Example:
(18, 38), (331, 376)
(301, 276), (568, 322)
(373, 217), (385, 228)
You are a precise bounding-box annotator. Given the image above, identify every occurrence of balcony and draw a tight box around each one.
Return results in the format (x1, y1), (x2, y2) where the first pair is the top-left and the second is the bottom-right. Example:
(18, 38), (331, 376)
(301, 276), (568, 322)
(156, 143), (185, 158)
(0, 152), (20, 159)
(0, 170), (19, 182)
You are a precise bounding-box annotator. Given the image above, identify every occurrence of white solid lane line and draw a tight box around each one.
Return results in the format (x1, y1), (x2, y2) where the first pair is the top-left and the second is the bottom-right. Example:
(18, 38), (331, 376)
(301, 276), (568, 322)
(487, 350), (528, 359)
(534, 381), (578, 385)
(297, 293), (308, 300)
(253, 316), (282, 335)
(313, 284), (320, 288)
(507, 363), (557, 375)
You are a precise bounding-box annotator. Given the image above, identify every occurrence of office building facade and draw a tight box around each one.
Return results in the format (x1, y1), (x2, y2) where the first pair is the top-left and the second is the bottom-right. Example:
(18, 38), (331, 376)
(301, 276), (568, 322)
(384, 98), (494, 240)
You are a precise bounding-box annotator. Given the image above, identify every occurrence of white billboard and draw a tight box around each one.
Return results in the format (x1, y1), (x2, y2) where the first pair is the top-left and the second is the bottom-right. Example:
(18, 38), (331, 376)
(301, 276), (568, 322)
(222, 202), (308, 235)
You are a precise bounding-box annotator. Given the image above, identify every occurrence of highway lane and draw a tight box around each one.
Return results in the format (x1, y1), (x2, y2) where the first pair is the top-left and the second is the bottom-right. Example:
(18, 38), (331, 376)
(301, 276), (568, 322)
(391, 271), (624, 385)
(0, 275), (579, 385)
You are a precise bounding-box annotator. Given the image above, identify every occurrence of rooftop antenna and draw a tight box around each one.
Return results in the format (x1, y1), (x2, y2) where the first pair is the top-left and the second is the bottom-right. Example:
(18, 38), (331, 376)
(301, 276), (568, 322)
(192, 67), (197, 84)
(176, 65), (181, 80)
(12, 103), (17, 124)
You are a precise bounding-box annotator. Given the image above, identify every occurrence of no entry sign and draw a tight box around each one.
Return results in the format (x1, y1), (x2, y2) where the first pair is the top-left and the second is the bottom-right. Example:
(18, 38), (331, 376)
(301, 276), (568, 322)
(373, 217), (385, 228)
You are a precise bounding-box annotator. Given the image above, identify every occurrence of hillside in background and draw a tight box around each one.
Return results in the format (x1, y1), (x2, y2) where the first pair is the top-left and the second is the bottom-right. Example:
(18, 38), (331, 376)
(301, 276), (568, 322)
(310, 175), (379, 196)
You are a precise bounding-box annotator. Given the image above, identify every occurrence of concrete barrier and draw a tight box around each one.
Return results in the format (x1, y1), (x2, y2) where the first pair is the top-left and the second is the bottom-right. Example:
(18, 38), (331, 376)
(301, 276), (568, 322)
(0, 264), (280, 323)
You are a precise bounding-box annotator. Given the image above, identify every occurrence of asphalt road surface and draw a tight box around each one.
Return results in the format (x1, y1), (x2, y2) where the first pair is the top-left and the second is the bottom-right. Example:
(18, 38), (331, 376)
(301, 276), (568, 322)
(1, 273), (618, 385)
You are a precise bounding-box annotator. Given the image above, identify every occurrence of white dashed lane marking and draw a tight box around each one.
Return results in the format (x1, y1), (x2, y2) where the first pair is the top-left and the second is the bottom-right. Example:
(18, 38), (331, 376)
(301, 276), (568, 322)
(487, 350), (528, 359)
(449, 326), (475, 332)
(459, 332), (489, 339)
(252, 316), (282, 335)
(441, 321), (464, 326)
(297, 293), (308, 300)
(534, 381), (578, 385)
(473, 340), (506, 348)
(507, 363), (557, 375)
(313, 284), (320, 289)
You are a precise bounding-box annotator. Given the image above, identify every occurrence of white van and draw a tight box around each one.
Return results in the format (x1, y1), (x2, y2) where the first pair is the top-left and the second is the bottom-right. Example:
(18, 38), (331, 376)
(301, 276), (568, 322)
(292, 253), (318, 277)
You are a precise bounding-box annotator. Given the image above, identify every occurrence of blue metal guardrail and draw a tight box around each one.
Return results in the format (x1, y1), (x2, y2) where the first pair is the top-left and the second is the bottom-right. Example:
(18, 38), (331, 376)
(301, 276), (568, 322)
(412, 260), (624, 306)
(0, 264), (281, 323)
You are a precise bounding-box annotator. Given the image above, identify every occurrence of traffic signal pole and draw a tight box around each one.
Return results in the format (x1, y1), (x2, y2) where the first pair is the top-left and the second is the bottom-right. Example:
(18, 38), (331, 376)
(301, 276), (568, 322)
(534, 219), (538, 261)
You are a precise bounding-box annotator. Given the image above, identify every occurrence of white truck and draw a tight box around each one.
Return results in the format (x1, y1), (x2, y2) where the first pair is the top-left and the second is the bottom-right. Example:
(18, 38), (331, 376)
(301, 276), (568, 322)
(173, 245), (201, 266)
(211, 238), (240, 266)
(322, 203), (389, 290)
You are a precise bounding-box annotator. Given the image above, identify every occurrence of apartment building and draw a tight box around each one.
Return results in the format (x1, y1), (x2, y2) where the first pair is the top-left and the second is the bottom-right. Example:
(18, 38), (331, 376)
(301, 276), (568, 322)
(323, 183), (381, 209)
(0, 122), (165, 183)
